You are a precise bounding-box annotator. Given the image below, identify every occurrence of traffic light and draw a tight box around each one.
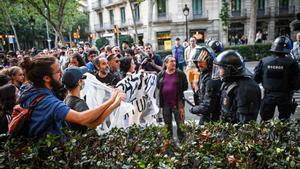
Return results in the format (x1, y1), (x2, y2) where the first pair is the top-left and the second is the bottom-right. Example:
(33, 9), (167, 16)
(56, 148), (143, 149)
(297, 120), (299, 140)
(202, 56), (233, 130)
(73, 32), (78, 39)
(114, 25), (119, 34)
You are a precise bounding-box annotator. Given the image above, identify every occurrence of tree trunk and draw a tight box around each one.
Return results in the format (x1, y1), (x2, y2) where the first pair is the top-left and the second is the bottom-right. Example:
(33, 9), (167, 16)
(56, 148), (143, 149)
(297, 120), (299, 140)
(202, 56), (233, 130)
(3, 3), (20, 51)
(68, 31), (72, 47)
(128, 0), (139, 44)
(146, 0), (154, 44)
(248, 0), (257, 45)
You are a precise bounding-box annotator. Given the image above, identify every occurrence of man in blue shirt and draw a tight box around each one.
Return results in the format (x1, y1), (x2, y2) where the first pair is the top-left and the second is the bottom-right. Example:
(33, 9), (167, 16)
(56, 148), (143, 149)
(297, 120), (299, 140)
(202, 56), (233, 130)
(19, 56), (125, 137)
(172, 38), (186, 71)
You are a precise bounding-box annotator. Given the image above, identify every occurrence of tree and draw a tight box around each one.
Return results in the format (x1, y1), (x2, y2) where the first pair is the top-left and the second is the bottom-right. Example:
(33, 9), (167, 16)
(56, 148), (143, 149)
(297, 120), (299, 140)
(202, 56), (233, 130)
(20, 0), (80, 47)
(0, 0), (21, 51)
(248, 0), (257, 44)
(219, 0), (230, 44)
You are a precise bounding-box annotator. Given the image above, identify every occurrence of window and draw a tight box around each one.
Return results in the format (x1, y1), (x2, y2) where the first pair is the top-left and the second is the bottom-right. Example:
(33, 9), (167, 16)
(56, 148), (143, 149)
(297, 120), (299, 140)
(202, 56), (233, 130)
(134, 4), (140, 21)
(120, 7), (126, 24)
(157, 0), (166, 18)
(109, 10), (114, 26)
(193, 0), (202, 16)
(279, 0), (289, 9)
(99, 12), (103, 28)
(231, 0), (241, 11)
(258, 0), (264, 10)
(156, 31), (171, 51)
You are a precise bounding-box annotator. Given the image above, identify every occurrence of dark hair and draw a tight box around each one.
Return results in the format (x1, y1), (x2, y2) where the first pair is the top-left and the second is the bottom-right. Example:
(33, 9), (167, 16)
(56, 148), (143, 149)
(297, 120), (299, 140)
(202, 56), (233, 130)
(0, 74), (11, 86)
(71, 53), (86, 67)
(176, 37), (180, 41)
(144, 43), (152, 48)
(88, 49), (97, 56)
(0, 84), (16, 116)
(120, 57), (132, 77)
(25, 56), (57, 88)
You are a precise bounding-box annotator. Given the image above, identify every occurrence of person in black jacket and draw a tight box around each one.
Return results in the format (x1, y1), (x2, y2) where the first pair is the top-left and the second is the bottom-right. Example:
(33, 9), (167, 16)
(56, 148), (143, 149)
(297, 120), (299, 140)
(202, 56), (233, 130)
(157, 55), (188, 141)
(254, 36), (299, 121)
(212, 50), (261, 123)
(189, 46), (222, 124)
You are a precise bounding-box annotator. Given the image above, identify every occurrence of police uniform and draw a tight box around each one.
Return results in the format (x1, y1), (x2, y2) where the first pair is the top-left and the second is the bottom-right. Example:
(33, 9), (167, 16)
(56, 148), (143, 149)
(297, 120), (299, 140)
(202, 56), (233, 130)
(189, 46), (222, 124)
(254, 55), (299, 121)
(213, 50), (261, 123)
(191, 71), (222, 122)
(220, 77), (261, 123)
(254, 36), (299, 121)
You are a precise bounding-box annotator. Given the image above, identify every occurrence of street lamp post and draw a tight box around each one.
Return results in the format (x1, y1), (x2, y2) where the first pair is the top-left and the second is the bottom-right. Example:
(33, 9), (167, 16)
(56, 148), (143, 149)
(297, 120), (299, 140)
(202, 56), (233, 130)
(29, 16), (35, 48)
(45, 8), (51, 50)
(183, 4), (190, 41)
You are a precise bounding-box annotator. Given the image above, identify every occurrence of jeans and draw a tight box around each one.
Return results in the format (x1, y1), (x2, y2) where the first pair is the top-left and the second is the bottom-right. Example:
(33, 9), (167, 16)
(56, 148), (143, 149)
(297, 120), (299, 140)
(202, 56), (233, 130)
(162, 106), (184, 141)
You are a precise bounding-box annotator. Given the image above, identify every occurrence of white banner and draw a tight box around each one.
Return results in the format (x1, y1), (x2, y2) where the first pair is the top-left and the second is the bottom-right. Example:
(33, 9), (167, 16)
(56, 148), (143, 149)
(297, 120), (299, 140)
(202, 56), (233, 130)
(81, 72), (158, 134)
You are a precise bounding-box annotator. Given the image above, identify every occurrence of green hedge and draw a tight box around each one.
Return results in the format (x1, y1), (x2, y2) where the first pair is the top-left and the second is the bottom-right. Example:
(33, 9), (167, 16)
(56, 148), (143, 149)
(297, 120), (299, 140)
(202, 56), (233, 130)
(156, 44), (272, 61)
(225, 44), (272, 61)
(1, 120), (299, 168)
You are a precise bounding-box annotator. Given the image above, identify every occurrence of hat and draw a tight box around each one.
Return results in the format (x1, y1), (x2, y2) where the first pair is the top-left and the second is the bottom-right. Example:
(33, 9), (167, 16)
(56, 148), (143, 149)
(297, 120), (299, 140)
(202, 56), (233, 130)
(62, 66), (88, 88)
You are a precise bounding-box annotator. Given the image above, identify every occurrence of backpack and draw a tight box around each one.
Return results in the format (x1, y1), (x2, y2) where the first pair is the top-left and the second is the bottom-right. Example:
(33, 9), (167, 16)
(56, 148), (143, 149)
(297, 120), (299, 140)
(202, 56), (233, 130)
(8, 95), (45, 138)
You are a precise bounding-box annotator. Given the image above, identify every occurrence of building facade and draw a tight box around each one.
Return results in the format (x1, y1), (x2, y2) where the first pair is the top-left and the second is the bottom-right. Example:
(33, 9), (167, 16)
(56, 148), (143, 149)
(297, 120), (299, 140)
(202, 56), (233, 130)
(87, 0), (299, 50)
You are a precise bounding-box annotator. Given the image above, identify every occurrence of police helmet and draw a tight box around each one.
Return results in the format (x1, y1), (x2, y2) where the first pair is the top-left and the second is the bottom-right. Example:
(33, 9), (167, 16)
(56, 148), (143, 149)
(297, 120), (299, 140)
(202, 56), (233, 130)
(270, 36), (293, 54)
(206, 39), (224, 54)
(191, 46), (216, 70)
(212, 50), (251, 81)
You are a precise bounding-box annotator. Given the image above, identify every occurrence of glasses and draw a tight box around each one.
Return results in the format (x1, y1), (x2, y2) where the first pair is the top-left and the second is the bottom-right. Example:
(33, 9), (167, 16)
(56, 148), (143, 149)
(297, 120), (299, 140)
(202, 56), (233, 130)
(115, 60), (120, 63)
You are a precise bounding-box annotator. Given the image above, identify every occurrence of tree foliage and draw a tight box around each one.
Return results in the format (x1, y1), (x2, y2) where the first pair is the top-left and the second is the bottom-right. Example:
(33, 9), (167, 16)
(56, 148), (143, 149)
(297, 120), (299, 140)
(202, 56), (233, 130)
(219, 1), (230, 32)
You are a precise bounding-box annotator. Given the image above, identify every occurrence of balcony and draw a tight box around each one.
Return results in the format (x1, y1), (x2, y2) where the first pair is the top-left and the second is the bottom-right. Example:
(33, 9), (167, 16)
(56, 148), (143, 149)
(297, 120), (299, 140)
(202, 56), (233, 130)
(153, 14), (172, 24)
(257, 7), (271, 18)
(275, 6), (295, 17)
(230, 9), (247, 19)
(94, 24), (104, 32)
(192, 10), (208, 21)
(91, 0), (102, 11)
(102, 0), (127, 8)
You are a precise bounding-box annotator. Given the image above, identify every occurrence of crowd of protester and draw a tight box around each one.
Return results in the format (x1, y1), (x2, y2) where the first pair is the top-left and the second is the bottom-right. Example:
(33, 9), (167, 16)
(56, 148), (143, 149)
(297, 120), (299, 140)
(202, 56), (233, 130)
(0, 32), (299, 142)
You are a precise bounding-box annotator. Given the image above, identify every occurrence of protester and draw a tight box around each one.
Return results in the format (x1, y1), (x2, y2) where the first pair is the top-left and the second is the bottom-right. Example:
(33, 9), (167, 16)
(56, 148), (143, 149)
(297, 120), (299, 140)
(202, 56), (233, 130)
(0, 84), (18, 134)
(0, 74), (11, 86)
(120, 57), (136, 78)
(68, 53), (86, 67)
(59, 47), (68, 70)
(62, 67), (89, 133)
(105, 45), (113, 56)
(107, 54), (122, 82)
(8, 66), (24, 89)
(19, 56), (125, 137)
(157, 55), (188, 141)
(124, 49), (140, 72)
(95, 57), (120, 87)
(86, 49), (98, 73)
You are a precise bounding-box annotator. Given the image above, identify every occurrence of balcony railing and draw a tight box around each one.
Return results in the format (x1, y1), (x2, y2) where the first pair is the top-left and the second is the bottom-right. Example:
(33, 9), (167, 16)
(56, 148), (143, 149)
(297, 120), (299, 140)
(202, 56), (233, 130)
(192, 10), (208, 20)
(94, 24), (104, 32)
(102, 0), (126, 7)
(153, 14), (172, 23)
(275, 5), (295, 16)
(91, 0), (102, 10)
(230, 9), (247, 18)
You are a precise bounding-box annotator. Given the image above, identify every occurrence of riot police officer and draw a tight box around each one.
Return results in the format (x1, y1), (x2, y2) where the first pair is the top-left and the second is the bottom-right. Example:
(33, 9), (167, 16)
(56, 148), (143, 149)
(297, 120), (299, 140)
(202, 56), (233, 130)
(254, 36), (299, 121)
(206, 39), (225, 54)
(212, 50), (261, 123)
(189, 46), (222, 124)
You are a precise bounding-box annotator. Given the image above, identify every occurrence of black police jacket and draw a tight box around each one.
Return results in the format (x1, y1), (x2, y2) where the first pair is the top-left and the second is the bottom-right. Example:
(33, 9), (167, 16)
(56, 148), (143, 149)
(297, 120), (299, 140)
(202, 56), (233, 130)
(254, 55), (299, 92)
(191, 71), (222, 116)
(220, 77), (261, 123)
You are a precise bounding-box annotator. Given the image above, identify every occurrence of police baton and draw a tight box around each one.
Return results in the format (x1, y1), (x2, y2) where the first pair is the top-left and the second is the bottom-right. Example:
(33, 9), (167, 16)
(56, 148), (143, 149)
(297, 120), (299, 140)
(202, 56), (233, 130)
(183, 97), (195, 107)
